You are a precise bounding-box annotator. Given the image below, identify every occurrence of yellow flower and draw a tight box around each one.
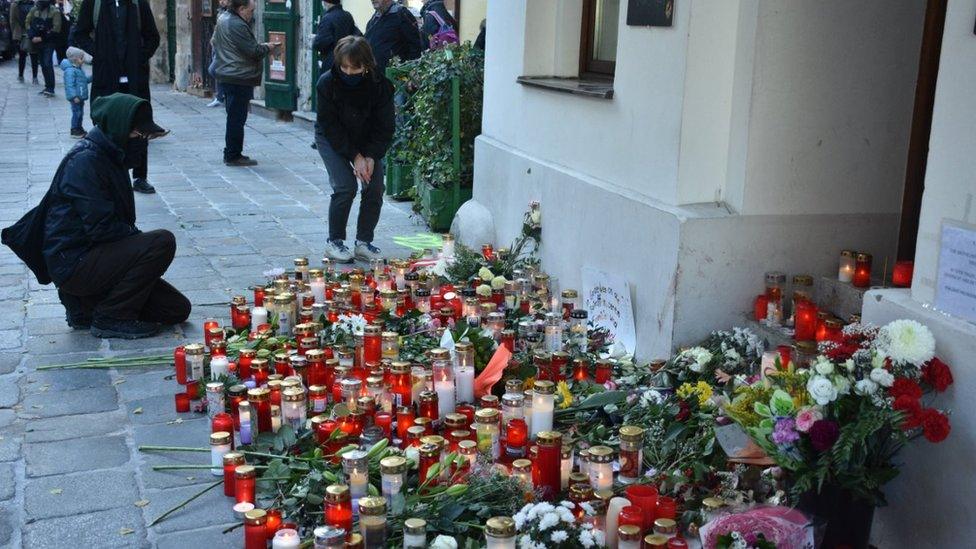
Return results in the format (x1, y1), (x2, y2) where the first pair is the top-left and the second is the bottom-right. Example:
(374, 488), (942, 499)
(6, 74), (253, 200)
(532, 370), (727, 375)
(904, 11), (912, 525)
(523, 377), (536, 390)
(677, 381), (713, 407)
(556, 381), (573, 409)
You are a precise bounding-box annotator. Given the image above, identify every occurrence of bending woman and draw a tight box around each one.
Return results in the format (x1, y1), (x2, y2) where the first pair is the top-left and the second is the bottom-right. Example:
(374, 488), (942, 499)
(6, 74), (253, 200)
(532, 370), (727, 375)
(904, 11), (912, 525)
(316, 35), (394, 263)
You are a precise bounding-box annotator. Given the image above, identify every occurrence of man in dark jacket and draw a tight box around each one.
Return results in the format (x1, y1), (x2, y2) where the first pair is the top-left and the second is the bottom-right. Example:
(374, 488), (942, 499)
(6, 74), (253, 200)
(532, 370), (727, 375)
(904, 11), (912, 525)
(1, 93), (190, 339)
(72, 0), (161, 194)
(313, 1), (359, 72)
(419, 0), (455, 49)
(364, 0), (420, 73)
(212, 0), (278, 166)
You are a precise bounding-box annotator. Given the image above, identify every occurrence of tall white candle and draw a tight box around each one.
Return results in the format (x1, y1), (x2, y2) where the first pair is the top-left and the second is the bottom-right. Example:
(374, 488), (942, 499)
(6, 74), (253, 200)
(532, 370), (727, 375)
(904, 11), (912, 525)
(455, 365), (474, 404)
(251, 306), (268, 330)
(434, 379), (455, 419)
(310, 278), (326, 304)
(344, 450), (369, 516)
(209, 355), (229, 380)
(605, 496), (632, 549)
(210, 432), (231, 476)
(530, 382), (554, 438)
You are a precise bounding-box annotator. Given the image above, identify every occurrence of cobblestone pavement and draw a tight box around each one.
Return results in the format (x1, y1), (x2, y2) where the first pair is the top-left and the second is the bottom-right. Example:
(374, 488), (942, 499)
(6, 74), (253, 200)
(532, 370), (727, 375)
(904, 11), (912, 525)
(0, 60), (427, 548)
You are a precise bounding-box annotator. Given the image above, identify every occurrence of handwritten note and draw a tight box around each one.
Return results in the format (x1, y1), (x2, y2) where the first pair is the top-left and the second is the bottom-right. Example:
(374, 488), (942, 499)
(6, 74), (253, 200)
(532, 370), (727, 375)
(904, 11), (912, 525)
(582, 267), (637, 355)
(935, 221), (976, 323)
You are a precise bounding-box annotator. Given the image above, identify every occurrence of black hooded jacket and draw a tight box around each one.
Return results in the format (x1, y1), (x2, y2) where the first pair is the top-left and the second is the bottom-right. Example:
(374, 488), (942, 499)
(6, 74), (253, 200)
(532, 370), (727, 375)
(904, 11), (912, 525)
(1, 94), (145, 286)
(71, 0), (159, 102)
(312, 4), (360, 71)
(314, 68), (395, 163)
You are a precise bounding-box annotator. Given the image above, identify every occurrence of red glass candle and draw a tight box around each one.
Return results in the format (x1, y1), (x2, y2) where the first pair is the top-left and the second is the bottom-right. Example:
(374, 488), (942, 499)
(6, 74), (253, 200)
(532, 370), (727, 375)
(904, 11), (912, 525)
(252, 359), (270, 386)
(793, 300), (818, 341)
(264, 508), (282, 541)
(324, 485), (353, 534)
(572, 359), (589, 382)
(248, 389), (272, 433)
(237, 350), (255, 380)
(253, 285), (265, 307)
(375, 411), (392, 439)
(482, 244), (494, 260)
(418, 391), (439, 422)
(222, 452), (244, 497)
(551, 352), (569, 382)
(776, 345), (793, 368)
(505, 418), (528, 458)
(273, 354), (291, 377)
(753, 294), (769, 321)
(212, 413), (235, 449)
(235, 465), (257, 504)
(243, 509), (267, 549)
(363, 326), (382, 364)
(536, 431), (562, 500)
(815, 312), (830, 342)
(853, 252), (872, 288)
(534, 353), (552, 381)
(824, 319), (843, 343)
(618, 505), (644, 533)
(625, 483), (658, 530)
(203, 319), (220, 346)
(174, 346), (187, 384)
(390, 364), (412, 407)
(306, 351), (327, 387)
(174, 392), (190, 413)
(418, 444), (440, 487)
(396, 406), (415, 443)
(455, 404), (475, 428)
(595, 360), (612, 384)
(500, 330), (515, 353)
(893, 260), (913, 288)
(656, 495), (677, 520)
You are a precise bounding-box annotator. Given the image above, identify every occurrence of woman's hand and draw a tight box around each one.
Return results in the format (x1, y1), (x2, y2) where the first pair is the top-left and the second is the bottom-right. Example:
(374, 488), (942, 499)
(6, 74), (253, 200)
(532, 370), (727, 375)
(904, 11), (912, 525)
(353, 154), (370, 182)
(363, 157), (375, 182)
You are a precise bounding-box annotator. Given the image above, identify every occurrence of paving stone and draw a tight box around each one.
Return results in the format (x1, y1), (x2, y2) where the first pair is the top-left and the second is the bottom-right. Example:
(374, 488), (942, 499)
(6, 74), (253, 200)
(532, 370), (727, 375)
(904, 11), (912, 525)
(0, 378), (18, 407)
(0, 433), (21, 462)
(0, 352), (24, 374)
(0, 329), (22, 350)
(0, 410), (14, 428)
(144, 482), (237, 534)
(156, 525), (239, 549)
(133, 418), (211, 467)
(26, 331), (105, 355)
(24, 410), (128, 443)
(20, 386), (119, 418)
(26, 435), (131, 477)
(0, 463), (14, 500)
(0, 503), (13, 546)
(22, 506), (149, 549)
(24, 469), (140, 520)
(20, 368), (113, 394)
(114, 369), (174, 403)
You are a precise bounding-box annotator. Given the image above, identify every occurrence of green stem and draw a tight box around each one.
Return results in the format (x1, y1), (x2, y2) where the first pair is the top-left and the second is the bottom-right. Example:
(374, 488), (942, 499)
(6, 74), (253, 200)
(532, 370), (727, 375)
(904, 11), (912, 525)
(139, 445), (209, 453)
(240, 450), (312, 462)
(148, 480), (223, 526)
(151, 464), (268, 471)
(221, 522), (244, 534)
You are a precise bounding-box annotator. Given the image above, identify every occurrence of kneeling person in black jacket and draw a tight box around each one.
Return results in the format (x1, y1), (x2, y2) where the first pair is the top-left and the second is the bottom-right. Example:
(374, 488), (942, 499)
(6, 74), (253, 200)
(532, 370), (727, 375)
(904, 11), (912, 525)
(1, 93), (191, 339)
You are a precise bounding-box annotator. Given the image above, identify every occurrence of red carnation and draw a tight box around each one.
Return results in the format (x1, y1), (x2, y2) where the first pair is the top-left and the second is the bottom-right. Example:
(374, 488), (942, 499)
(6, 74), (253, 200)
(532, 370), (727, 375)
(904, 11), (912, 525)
(808, 420), (841, 452)
(890, 378), (923, 400)
(922, 358), (954, 392)
(675, 400), (690, 422)
(892, 395), (922, 430)
(919, 408), (950, 443)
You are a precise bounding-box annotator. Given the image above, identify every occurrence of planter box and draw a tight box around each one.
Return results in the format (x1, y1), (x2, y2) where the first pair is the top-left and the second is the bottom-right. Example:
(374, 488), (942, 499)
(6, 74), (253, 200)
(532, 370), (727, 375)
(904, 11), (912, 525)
(385, 161), (415, 199)
(415, 171), (471, 231)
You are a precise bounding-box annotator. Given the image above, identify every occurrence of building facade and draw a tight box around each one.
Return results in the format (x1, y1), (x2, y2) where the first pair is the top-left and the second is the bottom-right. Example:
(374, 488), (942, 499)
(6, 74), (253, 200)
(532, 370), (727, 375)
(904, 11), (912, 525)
(475, 0), (973, 545)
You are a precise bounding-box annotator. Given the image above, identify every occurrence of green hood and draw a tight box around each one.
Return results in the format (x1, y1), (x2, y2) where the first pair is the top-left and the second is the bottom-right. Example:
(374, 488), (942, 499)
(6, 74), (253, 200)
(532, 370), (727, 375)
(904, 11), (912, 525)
(90, 93), (148, 148)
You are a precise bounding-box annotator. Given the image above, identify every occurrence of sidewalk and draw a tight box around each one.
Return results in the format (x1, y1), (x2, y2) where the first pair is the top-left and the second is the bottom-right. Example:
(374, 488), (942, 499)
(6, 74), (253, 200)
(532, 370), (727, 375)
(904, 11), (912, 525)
(0, 60), (426, 548)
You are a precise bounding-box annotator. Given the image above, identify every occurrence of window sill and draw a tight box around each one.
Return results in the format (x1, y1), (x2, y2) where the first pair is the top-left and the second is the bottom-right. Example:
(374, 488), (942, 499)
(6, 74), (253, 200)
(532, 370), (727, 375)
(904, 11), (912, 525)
(516, 76), (614, 99)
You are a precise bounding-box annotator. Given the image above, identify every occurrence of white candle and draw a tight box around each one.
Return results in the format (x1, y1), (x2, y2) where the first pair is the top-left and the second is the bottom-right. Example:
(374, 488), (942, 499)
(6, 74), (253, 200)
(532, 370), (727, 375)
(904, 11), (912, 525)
(344, 450), (369, 516)
(442, 234), (455, 258)
(251, 306), (268, 330)
(271, 405), (282, 433)
(209, 355), (229, 380)
(605, 496), (632, 549)
(238, 402), (253, 445)
(434, 379), (455, 419)
(310, 278), (326, 304)
(272, 528), (301, 549)
(455, 365), (474, 404)
(523, 390), (533, 434)
(561, 449), (572, 490)
(210, 432), (231, 476)
(530, 382), (554, 438)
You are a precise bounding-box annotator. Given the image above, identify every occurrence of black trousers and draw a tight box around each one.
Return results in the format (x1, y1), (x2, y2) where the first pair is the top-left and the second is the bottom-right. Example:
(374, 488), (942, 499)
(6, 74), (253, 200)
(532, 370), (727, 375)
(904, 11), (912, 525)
(59, 230), (191, 323)
(18, 47), (39, 79)
(222, 82), (253, 161)
(116, 82), (148, 180)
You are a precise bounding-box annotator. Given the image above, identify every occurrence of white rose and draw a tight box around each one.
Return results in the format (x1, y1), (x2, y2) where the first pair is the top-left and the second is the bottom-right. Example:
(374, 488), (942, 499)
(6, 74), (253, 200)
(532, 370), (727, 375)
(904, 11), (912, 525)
(833, 375), (851, 395)
(814, 358), (834, 376)
(807, 375), (838, 406)
(491, 275), (507, 290)
(476, 284), (492, 298)
(855, 378), (879, 396)
(870, 368), (894, 388)
(478, 267), (494, 281)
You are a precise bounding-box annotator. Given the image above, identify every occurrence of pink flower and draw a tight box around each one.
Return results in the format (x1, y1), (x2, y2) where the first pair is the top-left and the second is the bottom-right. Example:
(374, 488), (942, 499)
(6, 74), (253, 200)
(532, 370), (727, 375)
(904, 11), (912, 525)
(795, 407), (822, 433)
(603, 381), (617, 391)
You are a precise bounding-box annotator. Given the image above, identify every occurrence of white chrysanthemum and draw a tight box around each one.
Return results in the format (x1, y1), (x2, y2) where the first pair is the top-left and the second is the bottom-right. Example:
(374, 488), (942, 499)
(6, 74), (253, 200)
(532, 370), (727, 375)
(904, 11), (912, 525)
(519, 534), (533, 548)
(430, 535), (458, 549)
(580, 502), (596, 516)
(476, 284), (492, 298)
(870, 368), (894, 388)
(807, 375), (838, 405)
(337, 313), (367, 336)
(878, 319), (936, 366)
(538, 512), (559, 531)
(550, 530), (569, 543)
(491, 275), (507, 290)
(843, 359), (855, 371)
(530, 210), (542, 225)
(855, 378), (879, 396)
(592, 530), (605, 546)
(559, 501), (574, 509)
(578, 529), (595, 548)
(478, 267), (494, 281)
(556, 506), (574, 523)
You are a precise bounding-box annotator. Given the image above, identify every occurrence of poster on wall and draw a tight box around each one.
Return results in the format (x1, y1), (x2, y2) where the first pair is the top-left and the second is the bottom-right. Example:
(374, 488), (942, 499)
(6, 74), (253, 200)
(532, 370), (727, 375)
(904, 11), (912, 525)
(934, 221), (976, 324)
(268, 32), (287, 81)
(201, 0), (212, 17)
(582, 266), (637, 355)
(626, 0), (674, 27)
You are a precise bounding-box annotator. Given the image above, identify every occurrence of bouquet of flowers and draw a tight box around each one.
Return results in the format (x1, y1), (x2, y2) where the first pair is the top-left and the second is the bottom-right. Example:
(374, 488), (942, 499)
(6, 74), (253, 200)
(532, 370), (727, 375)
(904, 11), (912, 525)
(512, 501), (604, 548)
(659, 328), (766, 394)
(725, 319), (953, 504)
(701, 505), (812, 548)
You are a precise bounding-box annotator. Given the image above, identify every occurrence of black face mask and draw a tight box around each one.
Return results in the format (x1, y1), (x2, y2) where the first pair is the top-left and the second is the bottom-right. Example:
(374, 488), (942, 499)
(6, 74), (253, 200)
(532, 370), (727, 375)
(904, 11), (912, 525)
(338, 70), (364, 87)
(123, 138), (146, 169)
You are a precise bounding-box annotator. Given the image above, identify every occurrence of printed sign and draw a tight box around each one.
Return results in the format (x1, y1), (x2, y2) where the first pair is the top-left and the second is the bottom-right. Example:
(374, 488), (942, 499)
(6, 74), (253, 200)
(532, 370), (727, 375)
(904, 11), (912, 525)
(582, 266), (637, 355)
(627, 0), (675, 27)
(268, 32), (287, 81)
(935, 221), (976, 323)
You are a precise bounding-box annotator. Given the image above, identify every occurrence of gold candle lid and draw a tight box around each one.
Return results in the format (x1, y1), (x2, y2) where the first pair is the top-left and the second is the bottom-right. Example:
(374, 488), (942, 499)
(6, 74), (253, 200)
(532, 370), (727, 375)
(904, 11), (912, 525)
(380, 456), (407, 475)
(282, 388), (306, 402)
(235, 464), (256, 478)
(588, 445), (614, 463)
(429, 348), (451, 360)
(475, 408), (499, 423)
(618, 524), (641, 540)
(244, 508), (267, 525)
(654, 518), (677, 533)
(209, 431), (232, 445)
(619, 425), (645, 442)
(420, 435), (445, 448)
(536, 431), (562, 446)
(702, 496), (725, 509)
(511, 459), (532, 472)
(485, 516), (516, 537)
(358, 496), (386, 516)
(222, 451), (245, 465)
(247, 388), (270, 401)
(444, 413), (467, 427)
(644, 534), (670, 546)
(184, 343), (205, 355)
(533, 380), (555, 395)
(403, 517), (427, 535)
(324, 484), (350, 503)
(457, 439), (477, 452)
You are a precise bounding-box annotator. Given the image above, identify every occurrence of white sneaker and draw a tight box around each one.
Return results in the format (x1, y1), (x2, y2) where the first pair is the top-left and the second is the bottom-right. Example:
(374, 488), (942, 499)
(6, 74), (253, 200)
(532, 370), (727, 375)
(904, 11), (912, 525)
(355, 241), (383, 261)
(325, 240), (354, 263)
(206, 98), (223, 108)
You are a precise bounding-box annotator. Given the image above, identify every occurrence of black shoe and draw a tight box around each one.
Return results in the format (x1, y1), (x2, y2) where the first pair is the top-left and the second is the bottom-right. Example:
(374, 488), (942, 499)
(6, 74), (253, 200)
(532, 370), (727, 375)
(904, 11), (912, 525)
(311, 142), (317, 150)
(58, 290), (93, 329)
(90, 315), (160, 339)
(132, 178), (156, 194)
(17, 75), (24, 82)
(70, 128), (86, 139)
(225, 156), (258, 166)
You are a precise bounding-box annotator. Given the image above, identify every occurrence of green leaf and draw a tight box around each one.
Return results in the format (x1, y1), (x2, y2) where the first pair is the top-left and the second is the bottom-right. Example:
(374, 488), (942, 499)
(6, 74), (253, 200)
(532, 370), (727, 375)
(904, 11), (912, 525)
(770, 389), (795, 416)
(754, 402), (772, 417)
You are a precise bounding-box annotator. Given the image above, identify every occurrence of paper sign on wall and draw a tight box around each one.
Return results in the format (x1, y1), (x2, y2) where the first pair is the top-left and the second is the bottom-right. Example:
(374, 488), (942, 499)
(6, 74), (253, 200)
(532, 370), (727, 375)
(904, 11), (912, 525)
(582, 267), (637, 355)
(935, 221), (976, 324)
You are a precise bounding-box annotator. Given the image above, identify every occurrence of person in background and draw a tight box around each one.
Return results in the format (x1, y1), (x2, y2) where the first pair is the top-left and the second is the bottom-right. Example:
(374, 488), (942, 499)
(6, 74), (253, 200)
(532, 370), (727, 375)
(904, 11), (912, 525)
(205, 0), (230, 108)
(212, 0), (280, 166)
(474, 18), (485, 50)
(419, 0), (455, 50)
(54, 0), (69, 61)
(1, 94), (190, 339)
(60, 45), (90, 137)
(72, 0), (162, 194)
(364, 0), (420, 74)
(25, 0), (60, 96)
(316, 36), (394, 263)
(10, 0), (40, 84)
(309, 0), (359, 149)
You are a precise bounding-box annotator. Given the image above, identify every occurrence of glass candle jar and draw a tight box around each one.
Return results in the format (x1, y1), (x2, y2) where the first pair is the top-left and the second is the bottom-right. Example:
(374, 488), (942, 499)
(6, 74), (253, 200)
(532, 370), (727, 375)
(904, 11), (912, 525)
(395, 405), (415, 443)
(561, 445), (573, 489)
(343, 450), (369, 514)
(458, 439), (477, 469)
(185, 343), (205, 382)
(644, 534), (670, 549)
(412, 367), (431, 409)
(379, 332), (399, 361)
(618, 425), (644, 484)
(789, 274), (814, 325)
(536, 430), (562, 500)
(544, 312), (563, 352)
(418, 443), (441, 487)
(475, 408), (501, 460)
(656, 497), (677, 520)
(313, 525), (346, 549)
(501, 393), (524, 434)
(308, 385), (329, 417)
(358, 496), (387, 548)
(824, 318), (844, 342)
(235, 464), (257, 504)
(838, 249), (856, 282)
(595, 359), (612, 384)
(341, 378), (363, 412)
(389, 362), (411, 408)
(237, 401), (255, 445)
(212, 412), (234, 442)
(380, 455), (407, 515)
(244, 509), (268, 549)
(794, 300), (818, 341)
(854, 252), (873, 288)
(530, 381), (555, 438)
(363, 325), (382, 364)
(569, 484), (594, 518)
(505, 417), (528, 458)
(248, 388), (272, 433)
(485, 516), (517, 549)
(413, 288), (431, 313)
(441, 233), (455, 258)
(281, 388), (307, 433)
(618, 524), (642, 549)
(765, 271), (786, 323)
(588, 445), (615, 491)
(324, 484), (353, 534)
(511, 458), (533, 489)
(251, 358), (270, 386)
(210, 431), (232, 476)
(402, 517), (427, 549)
(222, 451), (245, 497)
(418, 391), (439, 422)
(206, 382), (225, 419)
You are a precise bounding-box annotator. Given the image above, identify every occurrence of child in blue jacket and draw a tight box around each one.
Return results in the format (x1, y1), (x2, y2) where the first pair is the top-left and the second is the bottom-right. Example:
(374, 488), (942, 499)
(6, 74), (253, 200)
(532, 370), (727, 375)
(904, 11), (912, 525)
(60, 46), (90, 138)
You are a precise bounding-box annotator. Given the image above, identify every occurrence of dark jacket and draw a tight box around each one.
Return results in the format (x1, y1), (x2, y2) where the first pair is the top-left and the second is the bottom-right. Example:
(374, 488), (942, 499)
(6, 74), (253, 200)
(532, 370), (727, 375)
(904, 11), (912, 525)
(212, 10), (269, 87)
(364, 2), (421, 73)
(25, 4), (61, 48)
(1, 93), (144, 286)
(312, 4), (360, 71)
(420, 0), (455, 48)
(71, 0), (160, 102)
(315, 68), (395, 163)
